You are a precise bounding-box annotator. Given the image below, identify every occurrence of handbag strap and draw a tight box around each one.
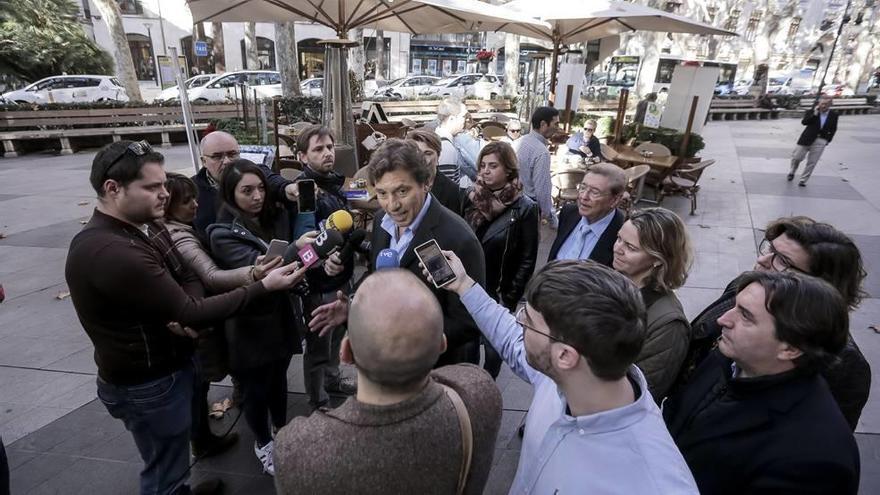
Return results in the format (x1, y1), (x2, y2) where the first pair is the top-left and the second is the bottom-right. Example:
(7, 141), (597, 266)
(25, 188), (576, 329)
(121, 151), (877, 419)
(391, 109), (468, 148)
(441, 383), (473, 495)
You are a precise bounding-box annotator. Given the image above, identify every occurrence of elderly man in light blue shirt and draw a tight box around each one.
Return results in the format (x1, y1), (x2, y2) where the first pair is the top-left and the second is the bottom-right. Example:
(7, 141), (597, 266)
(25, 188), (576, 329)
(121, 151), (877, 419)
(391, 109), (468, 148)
(429, 255), (698, 495)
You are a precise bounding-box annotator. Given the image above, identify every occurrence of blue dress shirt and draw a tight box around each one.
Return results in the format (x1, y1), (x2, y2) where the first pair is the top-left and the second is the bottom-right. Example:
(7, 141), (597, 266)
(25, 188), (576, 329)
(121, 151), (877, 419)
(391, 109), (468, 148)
(380, 194), (433, 259)
(556, 209), (616, 261)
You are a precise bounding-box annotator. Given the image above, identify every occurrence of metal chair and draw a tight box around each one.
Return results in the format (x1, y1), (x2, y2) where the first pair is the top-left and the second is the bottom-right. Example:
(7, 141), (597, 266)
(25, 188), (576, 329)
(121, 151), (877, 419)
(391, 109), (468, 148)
(623, 164), (651, 204)
(551, 169), (586, 211)
(480, 125), (507, 140)
(658, 159), (716, 215)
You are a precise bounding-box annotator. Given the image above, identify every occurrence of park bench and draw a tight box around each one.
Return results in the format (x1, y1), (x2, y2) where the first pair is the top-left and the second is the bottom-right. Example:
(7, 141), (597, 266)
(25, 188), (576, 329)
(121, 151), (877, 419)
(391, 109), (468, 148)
(708, 98), (779, 121)
(797, 97), (874, 115)
(0, 104), (238, 157)
(361, 98), (516, 123)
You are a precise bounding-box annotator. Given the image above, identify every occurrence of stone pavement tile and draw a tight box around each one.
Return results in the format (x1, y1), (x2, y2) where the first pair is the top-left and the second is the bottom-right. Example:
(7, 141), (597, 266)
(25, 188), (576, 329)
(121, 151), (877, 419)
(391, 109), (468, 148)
(0, 218), (89, 249)
(1, 405), (88, 447)
(742, 172), (864, 200)
(681, 226), (757, 290)
(849, 298), (880, 434)
(676, 287), (725, 321)
(484, 449), (520, 495)
(0, 336), (91, 369)
(498, 373), (534, 412)
(4, 448), (36, 471)
(43, 348), (98, 375)
(657, 192), (752, 229)
(26, 456), (142, 495)
(0, 194), (24, 202)
(494, 409), (527, 450)
(747, 195), (880, 236)
(188, 470), (275, 495)
(856, 433), (880, 495)
(0, 195), (92, 236)
(849, 234), (880, 298)
(8, 451), (81, 494)
(735, 145), (795, 159)
(0, 286), (85, 343)
(852, 135), (880, 144)
(0, 367), (93, 409)
(0, 248), (67, 302)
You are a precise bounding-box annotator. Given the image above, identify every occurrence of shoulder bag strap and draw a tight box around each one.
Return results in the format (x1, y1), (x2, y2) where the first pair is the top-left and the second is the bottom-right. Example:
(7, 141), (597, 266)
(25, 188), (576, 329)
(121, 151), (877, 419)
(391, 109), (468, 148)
(441, 383), (473, 495)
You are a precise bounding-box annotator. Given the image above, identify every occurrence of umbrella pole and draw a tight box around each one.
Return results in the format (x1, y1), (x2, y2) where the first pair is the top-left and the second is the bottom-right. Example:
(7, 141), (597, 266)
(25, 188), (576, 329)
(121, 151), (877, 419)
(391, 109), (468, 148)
(318, 39), (359, 168)
(549, 43), (559, 105)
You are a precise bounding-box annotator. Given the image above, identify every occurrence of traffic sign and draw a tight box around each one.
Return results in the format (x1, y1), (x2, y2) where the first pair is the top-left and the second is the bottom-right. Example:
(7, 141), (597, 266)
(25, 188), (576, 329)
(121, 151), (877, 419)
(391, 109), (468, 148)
(194, 41), (208, 57)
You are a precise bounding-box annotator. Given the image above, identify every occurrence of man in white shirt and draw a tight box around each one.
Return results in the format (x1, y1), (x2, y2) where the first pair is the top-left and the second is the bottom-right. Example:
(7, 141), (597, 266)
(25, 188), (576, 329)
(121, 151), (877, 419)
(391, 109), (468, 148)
(429, 254), (699, 494)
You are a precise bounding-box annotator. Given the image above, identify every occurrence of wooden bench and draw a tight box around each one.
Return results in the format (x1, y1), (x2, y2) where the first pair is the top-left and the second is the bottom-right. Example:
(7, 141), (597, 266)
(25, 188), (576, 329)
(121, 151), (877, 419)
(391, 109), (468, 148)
(708, 98), (779, 121)
(797, 97), (874, 115)
(361, 99), (515, 124)
(0, 104), (239, 157)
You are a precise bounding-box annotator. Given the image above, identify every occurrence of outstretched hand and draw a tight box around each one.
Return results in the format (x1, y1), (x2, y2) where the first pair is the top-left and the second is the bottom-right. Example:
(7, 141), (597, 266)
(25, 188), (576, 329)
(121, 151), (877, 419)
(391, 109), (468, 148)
(309, 290), (348, 337)
(261, 261), (308, 291)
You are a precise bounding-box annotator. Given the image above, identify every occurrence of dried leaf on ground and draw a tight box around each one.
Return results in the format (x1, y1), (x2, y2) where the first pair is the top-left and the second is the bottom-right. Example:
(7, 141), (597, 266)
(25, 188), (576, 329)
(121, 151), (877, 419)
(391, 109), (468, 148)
(56, 291), (71, 300)
(77, 201), (90, 206)
(869, 325), (879, 334)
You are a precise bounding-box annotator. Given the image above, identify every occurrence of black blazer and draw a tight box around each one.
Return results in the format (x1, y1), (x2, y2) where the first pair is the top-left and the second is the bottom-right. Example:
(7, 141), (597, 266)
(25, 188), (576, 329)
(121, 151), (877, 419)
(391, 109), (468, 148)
(431, 172), (463, 217)
(797, 109), (838, 146)
(663, 352), (860, 495)
(463, 194), (539, 310)
(547, 205), (624, 265)
(370, 196), (486, 363)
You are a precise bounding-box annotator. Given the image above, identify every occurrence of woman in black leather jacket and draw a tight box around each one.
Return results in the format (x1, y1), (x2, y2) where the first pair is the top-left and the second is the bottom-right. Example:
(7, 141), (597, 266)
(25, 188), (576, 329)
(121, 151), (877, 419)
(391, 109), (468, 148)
(207, 159), (312, 476)
(463, 141), (539, 378)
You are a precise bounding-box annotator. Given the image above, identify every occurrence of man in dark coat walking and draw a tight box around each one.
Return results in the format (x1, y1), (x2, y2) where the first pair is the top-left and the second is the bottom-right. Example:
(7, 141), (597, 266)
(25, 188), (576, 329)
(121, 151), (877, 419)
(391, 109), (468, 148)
(789, 96), (838, 186)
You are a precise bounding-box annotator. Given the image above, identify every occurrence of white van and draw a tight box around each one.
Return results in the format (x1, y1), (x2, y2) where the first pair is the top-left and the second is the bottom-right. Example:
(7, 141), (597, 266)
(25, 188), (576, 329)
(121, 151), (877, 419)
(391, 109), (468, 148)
(767, 69), (815, 95)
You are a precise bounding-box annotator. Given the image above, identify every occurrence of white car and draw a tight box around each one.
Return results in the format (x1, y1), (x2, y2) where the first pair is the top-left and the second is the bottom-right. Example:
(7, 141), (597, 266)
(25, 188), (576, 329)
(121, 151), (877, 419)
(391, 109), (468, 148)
(188, 71), (282, 102)
(300, 78), (323, 97)
(375, 76), (441, 99)
(420, 74), (502, 99)
(156, 74), (218, 102)
(2, 75), (128, 104)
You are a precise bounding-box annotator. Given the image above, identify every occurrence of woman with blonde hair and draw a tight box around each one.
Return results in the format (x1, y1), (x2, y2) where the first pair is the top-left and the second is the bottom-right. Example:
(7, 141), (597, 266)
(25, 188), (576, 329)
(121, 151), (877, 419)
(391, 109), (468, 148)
(612, 207), (693, 402)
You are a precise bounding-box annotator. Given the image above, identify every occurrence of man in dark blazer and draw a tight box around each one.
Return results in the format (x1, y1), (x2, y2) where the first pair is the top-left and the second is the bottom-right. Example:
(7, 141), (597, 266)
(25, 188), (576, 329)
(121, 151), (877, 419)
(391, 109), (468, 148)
(406, 129), (462, 216)
(789, 96), (838, 187)
(663, 271), (860, 495)
(319, 139), (486, 366)
(548, 163), (626, 266)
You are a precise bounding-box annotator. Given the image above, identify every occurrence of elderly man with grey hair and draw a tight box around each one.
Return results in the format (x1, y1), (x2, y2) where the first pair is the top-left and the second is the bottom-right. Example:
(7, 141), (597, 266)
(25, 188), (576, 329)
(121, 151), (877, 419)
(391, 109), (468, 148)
(273, 270), (502, 495)
(501, 118), (523, 143)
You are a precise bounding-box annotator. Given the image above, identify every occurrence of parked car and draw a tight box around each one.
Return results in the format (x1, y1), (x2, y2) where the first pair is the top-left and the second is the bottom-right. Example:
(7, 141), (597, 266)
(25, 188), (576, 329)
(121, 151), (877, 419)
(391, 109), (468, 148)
(375, 76), (440, 98)
(420, 73), (502, 99)
(821, 83), (855, 97)
(187, 71), (282, 102)
(155, 73), (218, 102)
(300, 77), (323, 97)
(1, 75), (128, 104)
(767, 69), (815, 96)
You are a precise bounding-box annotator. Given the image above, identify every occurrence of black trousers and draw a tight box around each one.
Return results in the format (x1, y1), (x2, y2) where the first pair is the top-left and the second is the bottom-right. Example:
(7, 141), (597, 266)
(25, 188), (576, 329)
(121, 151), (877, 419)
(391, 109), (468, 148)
(234, 357), (291, 446)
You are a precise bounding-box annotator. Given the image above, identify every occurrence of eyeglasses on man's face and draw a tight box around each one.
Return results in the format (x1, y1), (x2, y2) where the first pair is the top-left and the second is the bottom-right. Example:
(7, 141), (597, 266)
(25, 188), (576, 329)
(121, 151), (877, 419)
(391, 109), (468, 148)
(576, 182), (609, 199)
(758, 238), (807, 274)
(203, 150), (240, 162)
(515, 306), (570, 345)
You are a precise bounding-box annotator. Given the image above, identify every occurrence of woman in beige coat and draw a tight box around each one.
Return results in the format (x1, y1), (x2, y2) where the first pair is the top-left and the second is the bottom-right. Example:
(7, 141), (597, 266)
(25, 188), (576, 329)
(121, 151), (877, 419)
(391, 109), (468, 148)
(164, 173), (282, 458)
(612, 207), (693, 403)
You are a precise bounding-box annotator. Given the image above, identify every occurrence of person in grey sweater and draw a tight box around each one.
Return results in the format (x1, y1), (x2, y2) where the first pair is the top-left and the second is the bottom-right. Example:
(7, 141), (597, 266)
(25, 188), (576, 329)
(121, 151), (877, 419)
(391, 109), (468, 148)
(273, 270), (502, 495)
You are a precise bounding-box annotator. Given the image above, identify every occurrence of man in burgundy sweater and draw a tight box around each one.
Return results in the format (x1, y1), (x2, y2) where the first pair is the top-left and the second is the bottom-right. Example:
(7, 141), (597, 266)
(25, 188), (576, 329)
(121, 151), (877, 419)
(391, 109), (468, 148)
(65, 140), (305, 495)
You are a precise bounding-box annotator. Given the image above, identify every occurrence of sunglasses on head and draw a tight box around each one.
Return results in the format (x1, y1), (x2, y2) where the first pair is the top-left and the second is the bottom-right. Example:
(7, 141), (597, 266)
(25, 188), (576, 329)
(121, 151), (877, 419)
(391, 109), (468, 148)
(105, 140), (154, 176)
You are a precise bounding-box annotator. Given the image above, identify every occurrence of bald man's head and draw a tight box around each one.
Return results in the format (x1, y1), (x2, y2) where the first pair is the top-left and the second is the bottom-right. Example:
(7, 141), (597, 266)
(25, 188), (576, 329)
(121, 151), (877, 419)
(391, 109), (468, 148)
(200, 131), (240, 180)
(347, 270), (445, 389)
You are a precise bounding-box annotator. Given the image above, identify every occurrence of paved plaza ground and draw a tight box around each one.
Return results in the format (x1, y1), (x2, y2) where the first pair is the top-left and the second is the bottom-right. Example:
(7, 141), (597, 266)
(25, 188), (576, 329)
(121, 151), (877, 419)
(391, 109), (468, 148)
(1, 115), (879, 493)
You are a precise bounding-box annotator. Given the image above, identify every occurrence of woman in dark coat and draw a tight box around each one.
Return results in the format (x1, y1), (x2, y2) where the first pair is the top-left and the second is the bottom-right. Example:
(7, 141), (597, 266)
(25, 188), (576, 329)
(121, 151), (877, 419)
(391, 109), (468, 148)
(207, 159), (310, 476)
(463, 141), (539, 378)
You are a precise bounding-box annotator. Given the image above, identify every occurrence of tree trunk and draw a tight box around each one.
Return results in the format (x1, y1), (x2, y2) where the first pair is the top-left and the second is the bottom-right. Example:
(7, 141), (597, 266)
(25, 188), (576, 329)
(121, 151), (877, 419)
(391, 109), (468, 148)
(275, 22), (302, 97)
(212, 22), (226, 73)
(375, 29), (386, 81)
(503, 33), (520, 96)
(244, 22), (258, 70)
(92, 0), (142, 101)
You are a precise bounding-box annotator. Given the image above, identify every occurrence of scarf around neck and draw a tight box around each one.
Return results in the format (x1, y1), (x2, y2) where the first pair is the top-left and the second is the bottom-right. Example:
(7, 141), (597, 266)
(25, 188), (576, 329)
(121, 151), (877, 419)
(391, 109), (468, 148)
(466, 178), (523, 231)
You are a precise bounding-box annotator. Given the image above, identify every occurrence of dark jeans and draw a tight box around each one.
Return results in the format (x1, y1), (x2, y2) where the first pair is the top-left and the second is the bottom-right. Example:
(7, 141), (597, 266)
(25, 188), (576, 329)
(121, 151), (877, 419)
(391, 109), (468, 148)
(302, 290), (345, 407)
(96, 363), (195, 495)
(234, 357), (291, 446)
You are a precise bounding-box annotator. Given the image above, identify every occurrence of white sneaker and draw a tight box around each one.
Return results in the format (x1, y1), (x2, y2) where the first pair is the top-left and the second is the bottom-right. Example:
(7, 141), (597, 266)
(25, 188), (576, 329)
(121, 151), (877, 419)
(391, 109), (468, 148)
(254, 440), (275, 476)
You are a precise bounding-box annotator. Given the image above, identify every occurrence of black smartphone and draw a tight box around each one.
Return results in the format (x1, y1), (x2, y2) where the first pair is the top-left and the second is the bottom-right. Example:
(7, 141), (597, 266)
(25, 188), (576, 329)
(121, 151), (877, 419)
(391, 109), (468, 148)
(414, 239), (456, 289)
(298, 179), (316, 213)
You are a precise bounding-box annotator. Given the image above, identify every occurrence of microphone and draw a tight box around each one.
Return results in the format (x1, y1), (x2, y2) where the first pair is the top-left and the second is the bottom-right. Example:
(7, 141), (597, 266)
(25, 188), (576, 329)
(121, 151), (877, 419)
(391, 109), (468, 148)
(297, 229), (345, 269)
(375, 248), (399, 271)
(320, 210), (353, 234)
(337, 229), (368, 263)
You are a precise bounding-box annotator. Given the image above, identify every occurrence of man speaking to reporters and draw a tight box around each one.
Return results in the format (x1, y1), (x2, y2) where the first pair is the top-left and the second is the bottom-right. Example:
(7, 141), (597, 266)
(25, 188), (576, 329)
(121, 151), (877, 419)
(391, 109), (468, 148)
(318, 139), (486, 365)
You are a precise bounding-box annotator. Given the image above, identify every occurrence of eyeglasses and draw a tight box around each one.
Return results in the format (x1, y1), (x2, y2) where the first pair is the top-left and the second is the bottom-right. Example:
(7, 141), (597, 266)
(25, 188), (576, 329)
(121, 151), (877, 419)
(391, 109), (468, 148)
(203, 150), (240, 161)
(515, 306), (570, 345)
(758, 238), (807, 274)
(576, 183), (609, 199)
(584, 127), (596, 132)
(509, 129), (522, 134)
(104, 140), (153, 178)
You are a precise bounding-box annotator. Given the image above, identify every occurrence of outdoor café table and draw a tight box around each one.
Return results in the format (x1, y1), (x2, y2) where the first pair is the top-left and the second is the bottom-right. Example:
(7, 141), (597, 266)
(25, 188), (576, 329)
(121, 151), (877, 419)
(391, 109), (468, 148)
(614, 145), (678, 170)
(343, 176), (379, 229)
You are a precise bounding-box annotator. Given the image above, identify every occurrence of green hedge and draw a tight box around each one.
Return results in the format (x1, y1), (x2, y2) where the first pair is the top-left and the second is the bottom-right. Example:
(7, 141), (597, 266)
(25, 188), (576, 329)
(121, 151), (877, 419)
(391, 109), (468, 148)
(621, 124), (705, 158)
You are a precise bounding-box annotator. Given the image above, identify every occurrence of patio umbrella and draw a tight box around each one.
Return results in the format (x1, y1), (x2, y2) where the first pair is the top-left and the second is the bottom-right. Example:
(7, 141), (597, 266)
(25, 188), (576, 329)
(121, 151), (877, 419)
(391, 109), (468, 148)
(187, 0), (548, 158)
(500, 0), (737, 101)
